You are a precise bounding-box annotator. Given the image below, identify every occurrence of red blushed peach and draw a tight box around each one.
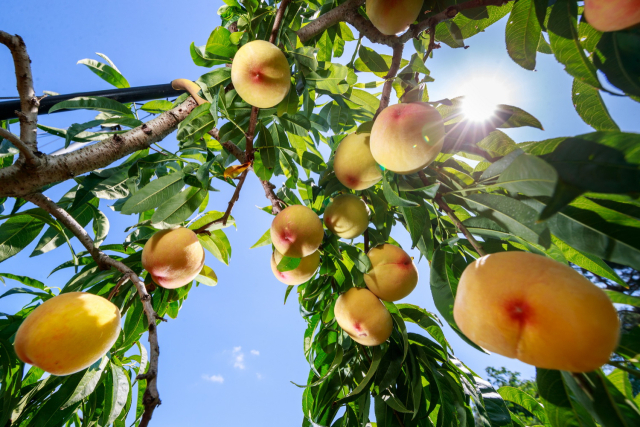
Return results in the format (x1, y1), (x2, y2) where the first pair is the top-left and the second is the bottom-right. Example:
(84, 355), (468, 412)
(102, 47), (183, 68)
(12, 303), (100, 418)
(231, 40), (291, 108)
(333, 133), (382, 191)
(270, 205), (324, 258)
(270, 249), (320, 286)
(364, 244), (419, 301)
(584, 0), (640, 32)
(335, 287), (393, 346)
(370, 103), (444, 175)
(142, 227), (205, 289)
(367, 0), (425, 35)
(453, 251), (620, 373)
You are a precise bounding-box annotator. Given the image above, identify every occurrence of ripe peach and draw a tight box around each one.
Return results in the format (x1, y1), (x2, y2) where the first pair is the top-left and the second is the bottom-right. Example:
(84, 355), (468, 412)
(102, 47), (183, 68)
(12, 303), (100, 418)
(367, 0), (425, 35)
(453, 251), (620, 373)
(584, 0), (640, 32)
(14, 292), (121, 376)
(335, 287), (393, 346)
(270, 205), (324, 258)
(364, 244), (418, 301)
(324, 195), (369, 239)
(333, 133), (382, 190)
(231, 40), (291, 108)
(270, 249), (320, 285)
(370, 103), (444, 175)
(142, 227), (205, 289)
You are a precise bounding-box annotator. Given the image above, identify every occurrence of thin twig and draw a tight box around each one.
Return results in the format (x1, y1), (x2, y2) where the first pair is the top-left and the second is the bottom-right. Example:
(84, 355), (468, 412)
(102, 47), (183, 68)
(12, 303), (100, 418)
(418, 172), (486, 256)
(269, 0), (292, 43)
(374, 43), (404, 120)
(193, 169), (250, 233)
(108, 273), (132, 301)
(22, 193), (163, 427)
(0, 31), (39, 151)
(257, 173), (285, 215)
(0, 127), (39, 166)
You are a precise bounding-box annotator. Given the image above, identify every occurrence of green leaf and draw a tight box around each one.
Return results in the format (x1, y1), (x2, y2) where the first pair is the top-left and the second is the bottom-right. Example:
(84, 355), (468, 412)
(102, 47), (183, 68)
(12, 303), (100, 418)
(177, 102), (215, 143)
(188, 211), (235, 232)
(104, 363), (130, 425)
(197, 67), (232, 89)
(382, 174), (418, 208)
(496, 105), (544, 130)
(307, 64), (350, 94)
(198, 230), (232, 265)
(205, 27), (237, 59)
(61, 356), (109, 409)
(48, 96), (134, 117)
(537, 368), (597, 427)
(91, 207), (110, 246)
(505, 0), (542, 70)
(141, 100), (174, 114)
(292, 46), (318, 71)
(77, 58), (130, 89)
(594, 30), (640, 97)
(250, 229), (272, 249)
(553, 236), (626, 286)
(151, 186), (207, 224)
(122, 172), (185, 215)
(498, 386), (548, 424)
(496, 152), (557, 197)
(196, 264), (218, 286)
(334, 346), (382, 405)
(571, 79), (619, 131)
(0, 215), (44, 263)
(355, 46), (389, 74)
(277, 255), (301, 272)
(547, 0), (601, 89)
(0, 273), (46, 290)
(604, 290), (640, 307)
(475, 376), (514, 427)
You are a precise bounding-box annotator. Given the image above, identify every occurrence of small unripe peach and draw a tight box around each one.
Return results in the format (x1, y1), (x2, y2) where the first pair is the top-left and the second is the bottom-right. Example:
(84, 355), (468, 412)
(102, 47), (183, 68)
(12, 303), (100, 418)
(370, 103), (444, 175)
(270, 205), (324, 258)
(454, 251), (620, 372)
(364, 244), (418, 301)
(14, 292), (121, 376)
(333, 133), (382, 190)
(367, 0), (425, 35)
(270, 249), (320, 285)
(335, 287), (393, 346)
(584, 0), (640, 32)
(231, 40), (291, 108)
(324, 195), (369, 239)
(142, 227), (205, 289)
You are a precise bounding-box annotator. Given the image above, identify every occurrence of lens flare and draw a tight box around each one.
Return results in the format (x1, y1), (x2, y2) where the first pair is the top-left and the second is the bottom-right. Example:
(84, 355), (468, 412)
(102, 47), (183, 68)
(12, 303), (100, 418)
(459, 77), (512, 122)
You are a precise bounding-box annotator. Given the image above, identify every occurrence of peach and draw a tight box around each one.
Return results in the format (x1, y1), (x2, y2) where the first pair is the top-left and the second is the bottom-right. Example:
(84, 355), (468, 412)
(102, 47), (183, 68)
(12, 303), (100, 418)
(453, 251), (620, 373)
(14, 292), (121, 376)
(370, 103), (444, 175)
(333, 133), (382, 190)
(367, 0), (425, 35)
(231, 40), (291, 108)
(364, 244), (418, 301)
(270, 205), (324, 258)
(323, 194), (369, 239)
(142, 227), (205, 289)
(584, 0), (640, 32)
(270, 249), (320, 285)
(335, 287), (393, 346)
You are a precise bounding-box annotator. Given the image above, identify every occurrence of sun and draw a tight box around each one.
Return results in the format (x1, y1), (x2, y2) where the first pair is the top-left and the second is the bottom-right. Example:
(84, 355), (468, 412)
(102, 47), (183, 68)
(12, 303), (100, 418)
(459, 77), (512, 122)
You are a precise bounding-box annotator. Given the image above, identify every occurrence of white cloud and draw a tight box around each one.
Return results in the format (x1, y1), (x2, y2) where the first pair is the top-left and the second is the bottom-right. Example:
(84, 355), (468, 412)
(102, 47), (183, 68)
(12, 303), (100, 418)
(250, 350), (260, 356)
(232, 346), (245, 369)
(202, 374), (224, 384)
(256, 373), (263, 380)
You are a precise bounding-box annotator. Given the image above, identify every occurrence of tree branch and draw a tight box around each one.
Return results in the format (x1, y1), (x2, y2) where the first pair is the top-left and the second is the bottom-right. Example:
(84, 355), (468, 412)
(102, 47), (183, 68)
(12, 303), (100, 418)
(23, 192), (163, 427)
(418, 172), (486, 256)
(257, 173), (285, 215)
(297, 0), (365, 42)
(0, 31), (39, 152)
(194, 168), (250, 233)
(0, 127), (39, 166)
(270, 0), (292, 43)
(0, 97), (198, 198)
(374, 43), (404, 119)
(209, 128), (246, 162)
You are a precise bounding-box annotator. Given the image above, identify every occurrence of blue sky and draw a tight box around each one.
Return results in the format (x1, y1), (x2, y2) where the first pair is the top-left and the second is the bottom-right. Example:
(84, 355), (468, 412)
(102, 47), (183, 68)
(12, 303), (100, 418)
(2, 1), (640, 426)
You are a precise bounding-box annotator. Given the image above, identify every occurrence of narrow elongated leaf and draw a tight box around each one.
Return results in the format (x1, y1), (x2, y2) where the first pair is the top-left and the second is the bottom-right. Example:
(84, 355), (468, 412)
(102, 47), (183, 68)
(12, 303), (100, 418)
(250, 229), (272, 249)
(498, 386), (548, 424)
(505, 0), (542, 70)
(61, 356), (109, 409)
(0, 216), (44, 263)
(571, 79), (619, 131)
(195, 265), (218, 286)
(105, 364), (130, 424)
(121, 173), (185, 215)
(48, 96), (134, 117)
(334, 346), (382, 405)
(537, 368), (597, 427)
(151, 186), (207, 224)
(77, 59), (130, 89)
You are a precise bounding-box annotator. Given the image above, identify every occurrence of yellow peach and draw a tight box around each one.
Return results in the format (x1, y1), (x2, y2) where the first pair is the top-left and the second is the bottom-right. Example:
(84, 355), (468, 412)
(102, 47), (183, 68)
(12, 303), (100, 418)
(14, 292), (121, 376)
(370, 103), (444, 175)
(231, 40), (291, 108)
(333, 133), (382, 190)
(335, 287), (393, 346)
(367, 0), (425, 35)
(142, 227), (205, 289)
(584, 0), (640, 32)
(324, 194), (369, 239)
(364, 244), (418, 301)
(270, 249), (320, 285)
(453, 251), (620, 373)
(270, 205), (324, 258)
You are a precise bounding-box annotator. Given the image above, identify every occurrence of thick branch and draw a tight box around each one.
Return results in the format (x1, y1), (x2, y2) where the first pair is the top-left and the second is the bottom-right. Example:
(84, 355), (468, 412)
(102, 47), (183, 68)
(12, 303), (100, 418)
(270, 0), (292, 43)
(374, 43), (404, 119)
(0, 31), (39, 151)
(23, 193), (162, 426)
(297, 0), (365, 42)
(257, 174), (284, 215)
(0, 97), (198, 198)
(418, 172), (486, 256)
(0, 127), (39, 166)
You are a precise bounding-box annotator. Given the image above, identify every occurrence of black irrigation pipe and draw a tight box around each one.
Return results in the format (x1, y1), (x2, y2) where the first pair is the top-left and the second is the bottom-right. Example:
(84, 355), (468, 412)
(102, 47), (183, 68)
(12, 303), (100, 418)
(0, 83), (183, 121)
